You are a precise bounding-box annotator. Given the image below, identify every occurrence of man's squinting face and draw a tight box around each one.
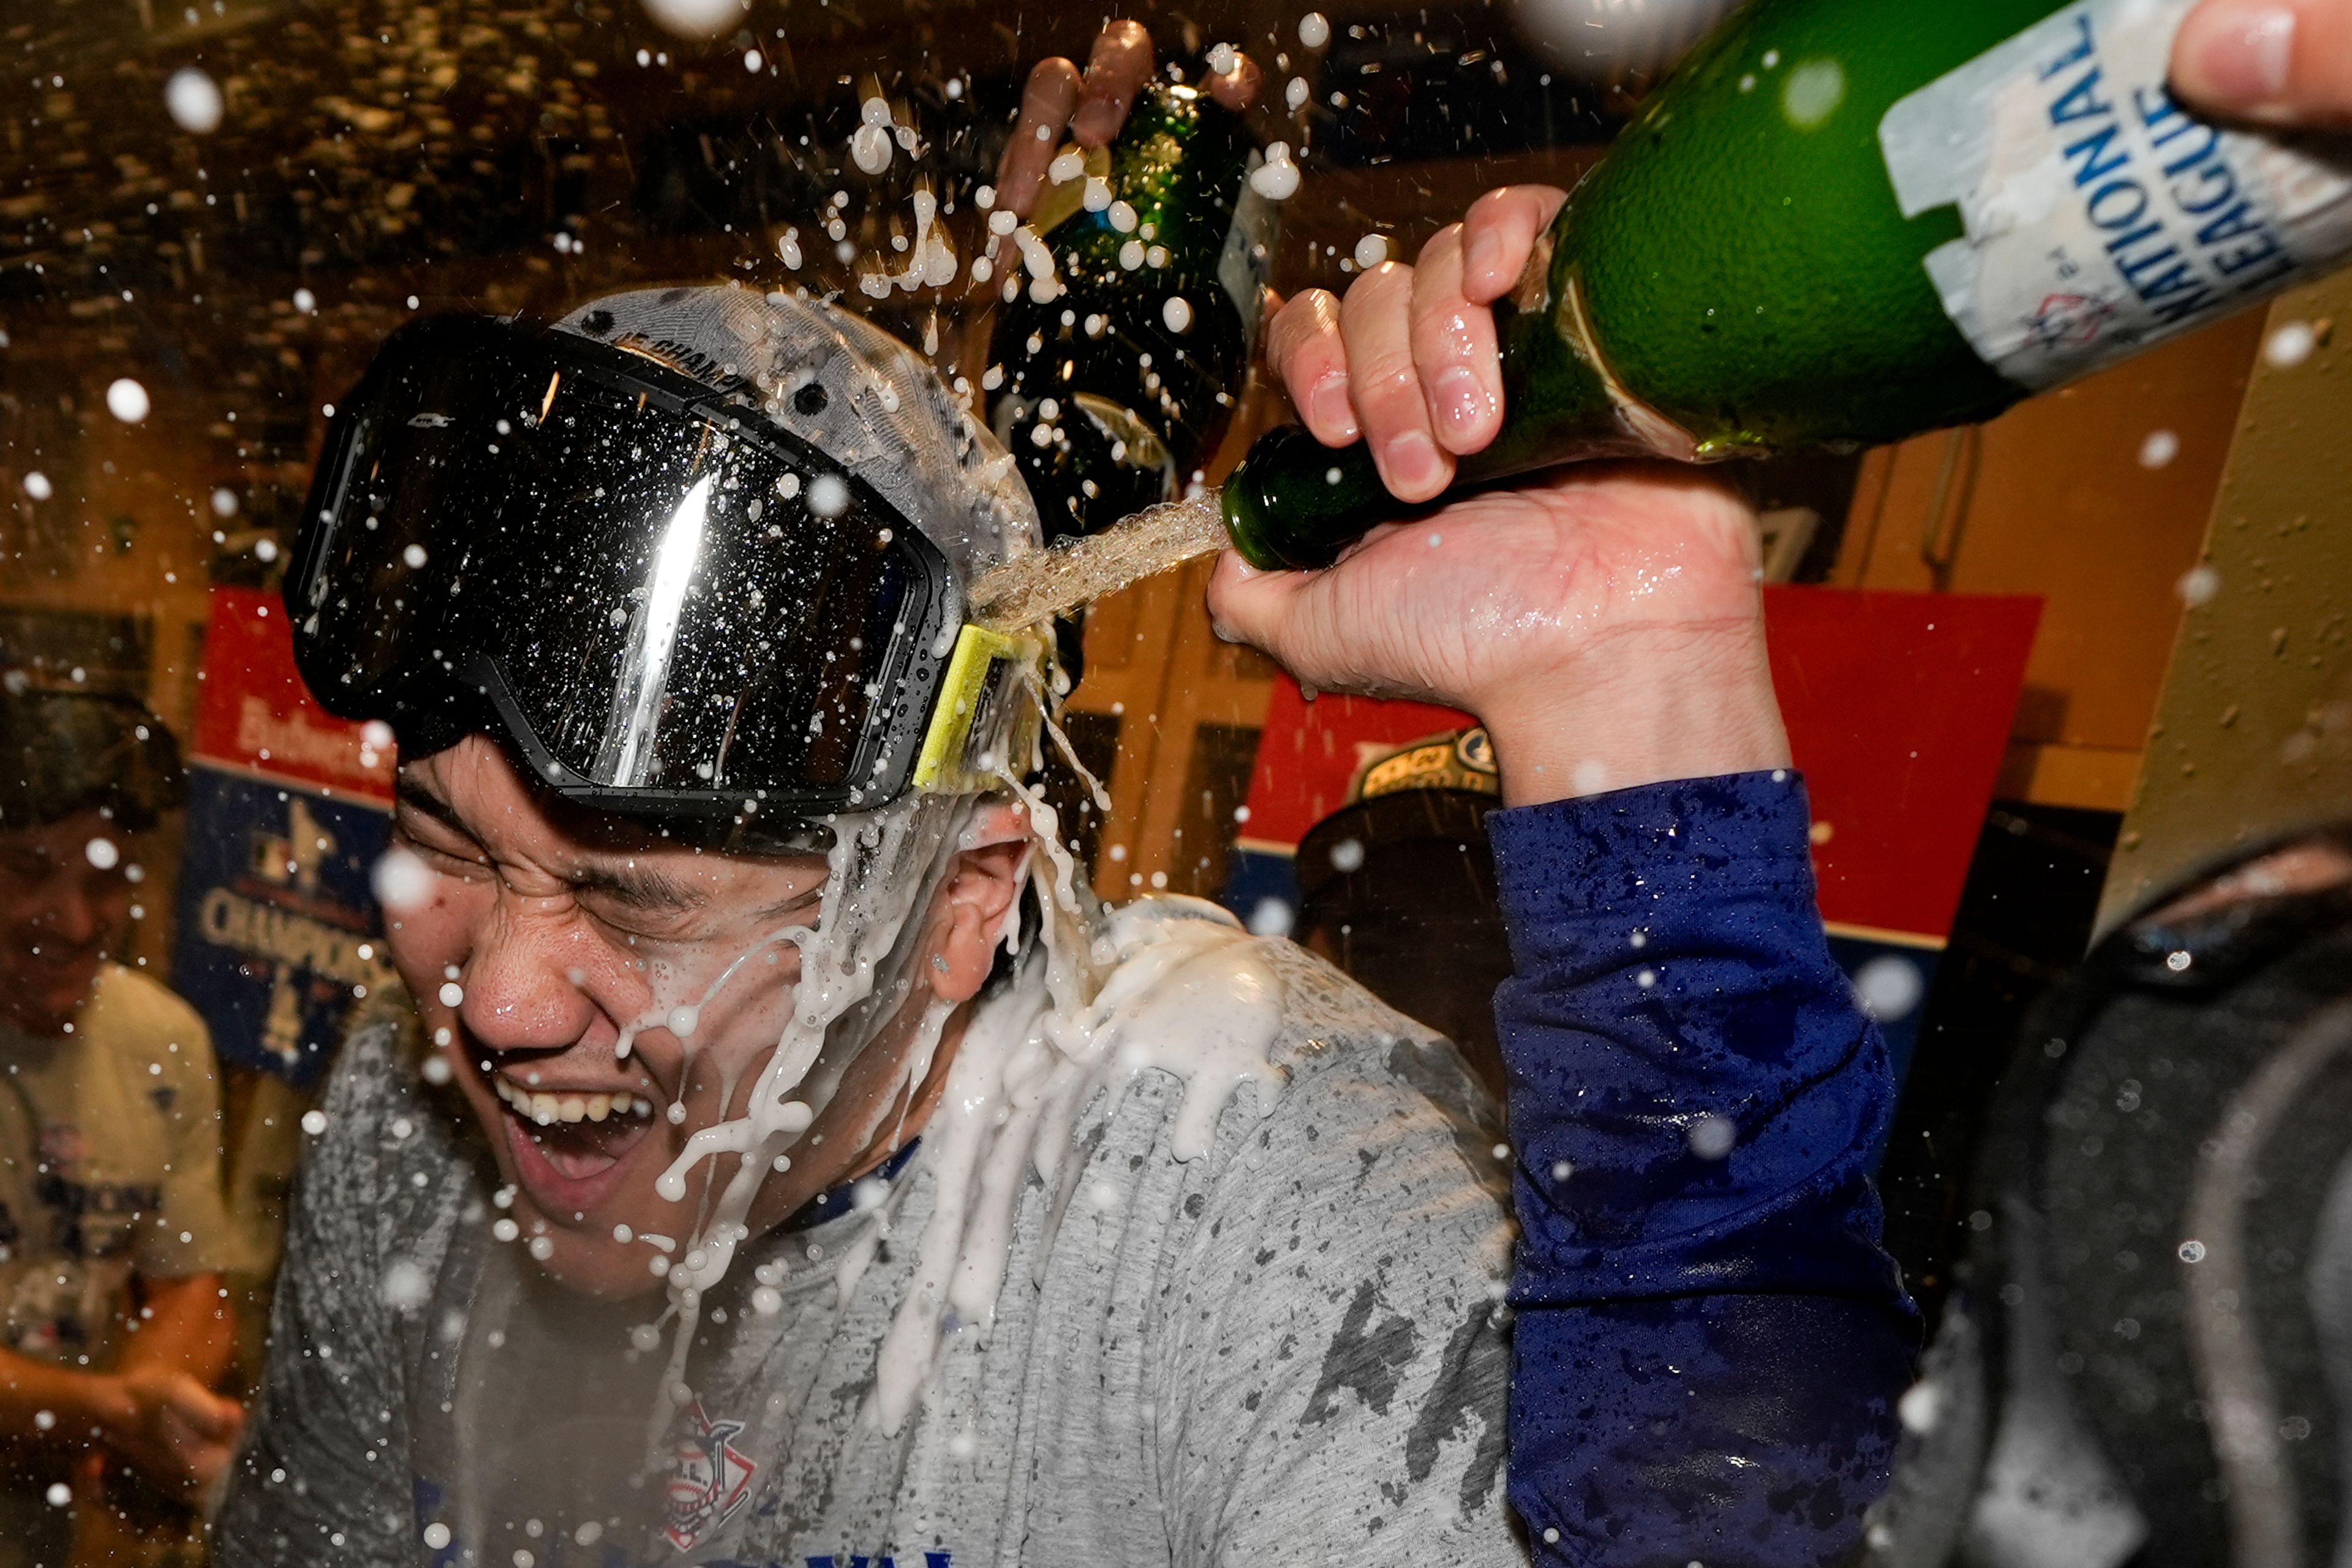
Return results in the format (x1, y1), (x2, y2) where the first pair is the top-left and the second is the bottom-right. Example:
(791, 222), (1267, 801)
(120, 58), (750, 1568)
(0, 809), (136, 1036)
(387, 737), (1023, 1300)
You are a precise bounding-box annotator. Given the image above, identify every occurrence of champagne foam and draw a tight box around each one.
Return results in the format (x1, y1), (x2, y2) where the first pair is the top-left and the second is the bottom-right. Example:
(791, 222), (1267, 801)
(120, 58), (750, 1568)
(967, 488), (1226, 630)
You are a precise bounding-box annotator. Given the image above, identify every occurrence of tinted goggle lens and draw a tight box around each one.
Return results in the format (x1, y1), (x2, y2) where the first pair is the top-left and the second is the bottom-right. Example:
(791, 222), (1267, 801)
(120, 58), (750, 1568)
(289, 318), (956, 816)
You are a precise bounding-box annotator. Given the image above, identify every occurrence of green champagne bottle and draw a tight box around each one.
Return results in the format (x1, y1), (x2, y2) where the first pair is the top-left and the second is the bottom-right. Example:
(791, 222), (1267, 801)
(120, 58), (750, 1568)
(987, 77), (1273, 547)
(1220, 0), (2352, 571)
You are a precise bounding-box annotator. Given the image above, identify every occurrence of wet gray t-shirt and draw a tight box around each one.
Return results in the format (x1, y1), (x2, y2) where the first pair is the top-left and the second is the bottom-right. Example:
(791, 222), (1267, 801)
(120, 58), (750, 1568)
(216, 931), (1520, 1568)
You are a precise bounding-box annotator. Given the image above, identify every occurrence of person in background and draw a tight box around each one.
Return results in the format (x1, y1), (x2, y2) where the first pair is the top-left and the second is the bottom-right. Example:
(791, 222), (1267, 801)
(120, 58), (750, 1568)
(0, 678), (244, 1568)
(1292, 726), (1512, 1099)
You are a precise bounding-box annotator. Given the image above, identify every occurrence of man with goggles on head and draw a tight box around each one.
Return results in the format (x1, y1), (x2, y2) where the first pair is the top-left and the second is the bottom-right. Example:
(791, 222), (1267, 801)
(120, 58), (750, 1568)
(218, 32), (1923, 1568)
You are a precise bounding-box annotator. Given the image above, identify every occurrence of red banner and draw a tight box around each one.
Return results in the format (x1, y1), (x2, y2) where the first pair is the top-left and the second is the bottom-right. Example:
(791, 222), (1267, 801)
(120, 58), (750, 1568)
(1238, 586), (2041, 948)
(189, 586), (397, 804)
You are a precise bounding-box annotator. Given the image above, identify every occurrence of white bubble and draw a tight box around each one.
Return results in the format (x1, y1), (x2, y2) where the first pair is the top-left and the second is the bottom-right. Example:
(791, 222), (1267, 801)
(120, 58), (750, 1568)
(21, 472), (51, 501)
(1087, 1179), (1123, 1212)
(529, 1235), (554, 1261)
(1550, 1159), (1572, 1182)
(32, 1409), (54, 1431)
(1782, 59), (1846, 129)
(380, 1259), (431, 1310)
(573, 1522), (603, 1548)
(1162, 295), (1194, 333)
(2137, 429), (2179, 469)
(750, 1285), (783, 1316)
(1246, 897), (1295, 938)
(372, 847), (435, 911)
(45, 1483), (70, 1507)
(106, 378), (150, 424)
(402, 543), (428, 568)
(1687, 1114), (1737, 1159)
(1353, 233), (1389, 269)
(421, 1053), (453, 1086)
(293, 287), (316, 314)
(492, 1217), (521, 1243)
(2179, 1238), (2207, 1264)
(1082, 175), (1112, 213)
(1898, 1380), (1945, 1434)
(850, 122), (892, 176)
(2177, 563), (2222, 607)
(667, 1003), (699, 1038)
(165, 66), (224, 134)
(83, 837), (119, 870)
(361, 718), (395, 753)
(210, 486), (239, 517)
(1049, 149), (1086, 186)
(1853, 954), (1924, 1022)
(1328, 837), (1365, 873)
(1286, 75), (1310, 111)
(807, 473), (850, 518)
(630, 1322), (663, 1351)
(301, 1109), (329, 1136)
(638, 0), (747, 39)
(439, 982), (465, 1008)
(2266, 320), (2317, 369)
(851, 1177), (889, 1212)
(1298, 11), (1330, 47)
(1207, 42), (1238, 77)
(423, 1524), (453, 1550)
(742, 48), (763, 72)
(1250, 153), (1301, 201)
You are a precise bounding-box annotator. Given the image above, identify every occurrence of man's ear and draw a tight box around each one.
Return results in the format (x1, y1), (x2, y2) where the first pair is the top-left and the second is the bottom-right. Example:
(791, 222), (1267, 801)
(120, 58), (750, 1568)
(927, 799), (1034, 1005)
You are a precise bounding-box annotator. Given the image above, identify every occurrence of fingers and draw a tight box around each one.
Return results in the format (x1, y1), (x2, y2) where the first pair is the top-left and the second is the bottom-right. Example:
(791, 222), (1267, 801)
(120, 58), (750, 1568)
(1267, 289), (1358, 443)
(1409, 225), (1504, 456)
(1070, 21), (1155, 146)
(1341, 263), (1453, 501)
(997, 57), (1082, 218)
(1458, 185), (1569, 303)
(1205, 551), (1318, 675)
(1207, 51), (1263, 111)
(2173, 0), (2352, 127)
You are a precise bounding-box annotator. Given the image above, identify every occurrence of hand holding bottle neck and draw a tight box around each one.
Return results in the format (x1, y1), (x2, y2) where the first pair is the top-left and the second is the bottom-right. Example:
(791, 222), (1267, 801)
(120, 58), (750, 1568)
(1206, 464), (1791, 810)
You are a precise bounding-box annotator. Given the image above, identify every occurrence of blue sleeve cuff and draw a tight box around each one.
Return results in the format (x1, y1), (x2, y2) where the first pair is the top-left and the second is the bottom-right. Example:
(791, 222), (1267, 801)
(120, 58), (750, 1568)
(1489, 771), (1909, 1308)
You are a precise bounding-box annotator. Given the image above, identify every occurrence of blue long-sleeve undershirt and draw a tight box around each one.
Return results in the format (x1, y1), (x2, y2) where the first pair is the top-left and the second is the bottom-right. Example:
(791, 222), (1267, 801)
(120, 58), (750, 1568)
(1490, 771), (1917, 1567)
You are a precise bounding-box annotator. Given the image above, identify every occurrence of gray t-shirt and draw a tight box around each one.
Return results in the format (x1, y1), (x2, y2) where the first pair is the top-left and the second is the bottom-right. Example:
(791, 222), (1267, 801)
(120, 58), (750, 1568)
(216, 927), (1520, 1567)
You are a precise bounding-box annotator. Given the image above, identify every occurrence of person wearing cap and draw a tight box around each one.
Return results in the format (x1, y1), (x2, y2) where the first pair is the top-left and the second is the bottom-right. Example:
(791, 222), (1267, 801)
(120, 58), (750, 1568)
(0, 682), (245, 1566)
(1291, 726), (1512, 1098)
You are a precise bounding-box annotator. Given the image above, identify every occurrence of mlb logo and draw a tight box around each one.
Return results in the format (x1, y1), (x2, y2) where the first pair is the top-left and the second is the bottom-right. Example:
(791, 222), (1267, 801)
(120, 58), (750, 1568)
(664, 1401), (758, 1552)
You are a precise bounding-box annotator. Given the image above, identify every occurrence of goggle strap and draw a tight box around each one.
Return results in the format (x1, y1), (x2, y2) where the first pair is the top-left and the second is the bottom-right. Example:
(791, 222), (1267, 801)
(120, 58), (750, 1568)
(913, 624), (1046, 796)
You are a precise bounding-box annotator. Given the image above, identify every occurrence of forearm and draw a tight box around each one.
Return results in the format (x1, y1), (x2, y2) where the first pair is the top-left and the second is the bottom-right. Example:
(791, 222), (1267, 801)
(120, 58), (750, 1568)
(0, 1346), (126, 1448)
(120, 1274), (235, 1390)
(1491, 772), (1915, 1561)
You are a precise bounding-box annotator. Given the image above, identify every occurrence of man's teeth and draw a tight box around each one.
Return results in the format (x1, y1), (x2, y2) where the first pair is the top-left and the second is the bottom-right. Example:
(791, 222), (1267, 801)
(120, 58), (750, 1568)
(491, 1076), (654, 1126)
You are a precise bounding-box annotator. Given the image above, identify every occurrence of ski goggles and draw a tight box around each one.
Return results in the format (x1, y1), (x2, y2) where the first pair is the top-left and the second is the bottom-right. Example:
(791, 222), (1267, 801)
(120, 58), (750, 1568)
(285, 314), (1040, 842)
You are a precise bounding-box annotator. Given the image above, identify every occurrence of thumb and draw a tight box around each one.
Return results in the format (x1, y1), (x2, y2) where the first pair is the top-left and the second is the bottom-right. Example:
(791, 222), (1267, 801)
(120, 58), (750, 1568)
(1205, 550), (1311, 664)
(160, 1376), (243, 1440)
(2172, 0), (2352, 127)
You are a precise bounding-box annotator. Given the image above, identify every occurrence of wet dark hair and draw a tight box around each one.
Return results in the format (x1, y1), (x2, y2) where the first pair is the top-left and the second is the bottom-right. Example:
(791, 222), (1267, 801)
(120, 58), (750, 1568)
(0, 679), (184, 834)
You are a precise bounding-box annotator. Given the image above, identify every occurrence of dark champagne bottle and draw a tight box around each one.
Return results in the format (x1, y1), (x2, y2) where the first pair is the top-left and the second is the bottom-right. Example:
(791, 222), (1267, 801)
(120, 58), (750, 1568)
(986, 77), (1273, 547)
(1219, 0), (2352, 571)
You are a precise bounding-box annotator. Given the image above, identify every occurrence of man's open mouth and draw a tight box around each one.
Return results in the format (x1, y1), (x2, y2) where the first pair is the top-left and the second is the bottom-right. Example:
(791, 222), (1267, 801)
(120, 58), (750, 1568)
(491, 1074), (660, 1200)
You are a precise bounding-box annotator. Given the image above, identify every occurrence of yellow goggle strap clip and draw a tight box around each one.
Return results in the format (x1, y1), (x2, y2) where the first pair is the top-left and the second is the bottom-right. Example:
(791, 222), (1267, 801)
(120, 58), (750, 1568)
(912, 624), (1046, 795)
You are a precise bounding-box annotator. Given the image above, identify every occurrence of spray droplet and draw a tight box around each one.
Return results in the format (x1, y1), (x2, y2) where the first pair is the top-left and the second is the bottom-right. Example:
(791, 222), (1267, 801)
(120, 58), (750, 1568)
(1852, 954), (1924, 1022)
(1298, 11), (1330, 47)
(1250, 145), (1302, 201)
(301, 1109), (328, 1136)
(421, 1053), (453, 1086)
(808, 474), (850, 518)
(2267, 320), (2318, 369)
(1162, 296), (1194, 333)
(438, 982), (465, 1008)
(851, 122), (892, 176)
(638, 0), (747, 40)
(380, 1259), (431, 1310)
(2138, 429), (2179, 469)
(84, 837), (119, 870)
(372, 847), (435, 911)
(667, 1004), (699, 1038)
(1687, 1114), (1737, 1159)
(21, 472), (51, 502)
(165, 66), (224, 134)
(1328, 837), (1364, 873)
(106, 379), (149, 424)
(1246, 897), (1294, 937)
(1781, 59), (1845, 128)
(1285, 75), (1310, 111)
(210, 486), (239, 517)
(2177, 564), (2222, 607)
(1207, 42), (1239, 77)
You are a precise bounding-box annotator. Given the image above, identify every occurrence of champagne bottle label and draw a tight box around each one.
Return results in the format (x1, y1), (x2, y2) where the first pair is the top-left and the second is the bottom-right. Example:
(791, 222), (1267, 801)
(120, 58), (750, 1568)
(1215, 152), (1279, 358)
(1880, 0), (2352, 392)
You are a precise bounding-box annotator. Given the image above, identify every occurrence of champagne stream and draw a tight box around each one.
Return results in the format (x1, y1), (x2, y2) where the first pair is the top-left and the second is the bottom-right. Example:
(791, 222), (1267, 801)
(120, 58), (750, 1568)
(967, 488), (1227, 631)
